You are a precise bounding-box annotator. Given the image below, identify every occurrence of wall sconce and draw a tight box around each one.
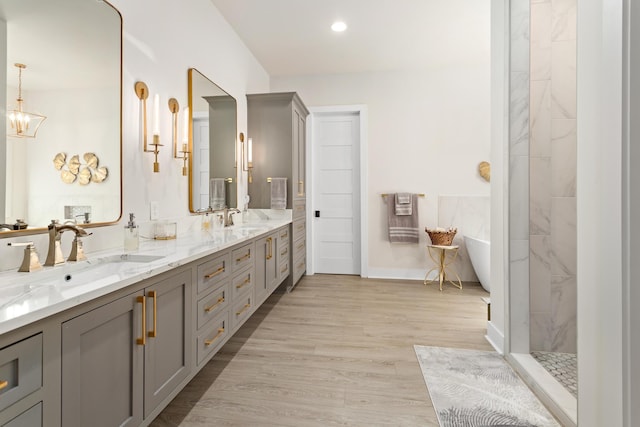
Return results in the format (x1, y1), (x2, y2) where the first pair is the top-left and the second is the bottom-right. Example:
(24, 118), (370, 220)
(240, 132), (253, 183)
(135, 81), (162, 173)
(7, 63), (46, 138)
(168, 98), (189, 176)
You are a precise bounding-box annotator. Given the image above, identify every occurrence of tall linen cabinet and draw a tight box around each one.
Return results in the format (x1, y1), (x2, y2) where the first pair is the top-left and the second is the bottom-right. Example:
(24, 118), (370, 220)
(247, 92), (308, 291)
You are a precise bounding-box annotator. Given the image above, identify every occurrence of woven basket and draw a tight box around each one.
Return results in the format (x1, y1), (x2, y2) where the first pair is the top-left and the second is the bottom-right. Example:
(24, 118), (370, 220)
(425, 228), (457, 246)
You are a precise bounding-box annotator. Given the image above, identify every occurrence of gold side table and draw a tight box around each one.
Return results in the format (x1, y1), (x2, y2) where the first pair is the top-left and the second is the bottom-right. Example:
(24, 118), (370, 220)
(424, 244), (463, 291)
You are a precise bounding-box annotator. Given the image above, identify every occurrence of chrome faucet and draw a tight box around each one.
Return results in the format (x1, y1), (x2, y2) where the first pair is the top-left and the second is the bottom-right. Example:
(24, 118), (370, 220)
(212, 207), (241, 227)
(45, 220), (92, 266)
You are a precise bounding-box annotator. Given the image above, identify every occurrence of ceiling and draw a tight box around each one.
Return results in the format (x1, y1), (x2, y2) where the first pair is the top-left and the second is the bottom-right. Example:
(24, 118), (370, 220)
(210, 0), (490, 77)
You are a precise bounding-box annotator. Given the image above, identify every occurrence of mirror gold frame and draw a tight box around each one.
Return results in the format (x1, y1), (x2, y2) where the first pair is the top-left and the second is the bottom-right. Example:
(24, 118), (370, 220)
(0, 0), (123, 237)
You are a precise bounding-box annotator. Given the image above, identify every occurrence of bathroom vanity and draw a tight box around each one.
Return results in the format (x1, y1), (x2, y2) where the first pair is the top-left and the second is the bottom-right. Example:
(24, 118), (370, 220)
(0, 218), (291, 427)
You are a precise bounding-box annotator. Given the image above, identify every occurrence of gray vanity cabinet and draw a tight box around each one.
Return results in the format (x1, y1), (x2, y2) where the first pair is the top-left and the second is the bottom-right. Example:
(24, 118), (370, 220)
(247, 92), (309, 291)
(61, 269), (192, 427)
(61, 290), (144, 427)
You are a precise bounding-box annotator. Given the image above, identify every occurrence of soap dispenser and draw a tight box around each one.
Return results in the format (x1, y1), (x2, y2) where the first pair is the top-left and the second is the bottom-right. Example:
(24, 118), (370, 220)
(201, 212), (212, 231)
(124, 213), (139, 251)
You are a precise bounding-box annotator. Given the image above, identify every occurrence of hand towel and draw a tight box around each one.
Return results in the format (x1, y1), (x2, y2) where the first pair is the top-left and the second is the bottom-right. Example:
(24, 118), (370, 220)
(270, 177), (287, 210)
(387, 193), (419, 243)
(395, 192), (412, 215)
(210, 178), (226, 210)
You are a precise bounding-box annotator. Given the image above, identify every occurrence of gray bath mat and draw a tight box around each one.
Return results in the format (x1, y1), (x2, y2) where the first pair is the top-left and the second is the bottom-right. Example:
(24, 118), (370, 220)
(414, 345), (560, 427)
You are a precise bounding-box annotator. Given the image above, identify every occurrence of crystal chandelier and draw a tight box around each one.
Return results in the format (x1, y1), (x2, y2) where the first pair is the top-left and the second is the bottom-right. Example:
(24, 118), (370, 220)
(7, 63), (46, 138)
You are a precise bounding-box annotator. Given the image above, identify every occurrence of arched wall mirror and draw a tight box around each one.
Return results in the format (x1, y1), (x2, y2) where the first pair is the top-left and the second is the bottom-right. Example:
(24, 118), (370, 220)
(188, 68), (237, 212)
(0, 0), (122, 236)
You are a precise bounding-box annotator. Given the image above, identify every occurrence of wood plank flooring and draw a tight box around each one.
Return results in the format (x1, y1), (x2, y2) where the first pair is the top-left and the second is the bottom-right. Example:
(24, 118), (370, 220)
(151, 274), (492, 426)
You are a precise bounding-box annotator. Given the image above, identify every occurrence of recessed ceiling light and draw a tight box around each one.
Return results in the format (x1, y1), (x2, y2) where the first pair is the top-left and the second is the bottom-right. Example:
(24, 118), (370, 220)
(331, 21), (347, 32)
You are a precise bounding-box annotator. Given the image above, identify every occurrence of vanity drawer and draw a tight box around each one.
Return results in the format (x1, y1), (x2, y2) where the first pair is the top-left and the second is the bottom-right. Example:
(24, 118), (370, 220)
(231, 242), (254, 272)
(0, 334), (42, 413)
(293, 200), (306, 219)
(197, 251), (231, 295)
(279, 260), (290, 279)
(230, 293), (254, 331)
(293, 236), (306, 258)
(278, 226), (290, 243)
(292, 218), (306, 240)
(3, 402), (42, 427)
(293, 253), (306, 285)
(197, 283), (229, 330)
(196, 312), (229, 365)
(231, 267), (255, 300)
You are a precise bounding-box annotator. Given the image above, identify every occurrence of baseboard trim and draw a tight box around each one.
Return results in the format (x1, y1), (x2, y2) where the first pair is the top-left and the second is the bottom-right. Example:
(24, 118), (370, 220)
(366, 268), (428, 281)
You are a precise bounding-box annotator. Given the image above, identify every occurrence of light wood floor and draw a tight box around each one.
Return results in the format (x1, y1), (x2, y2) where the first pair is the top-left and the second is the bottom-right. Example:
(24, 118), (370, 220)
(151, 274), (492, 426)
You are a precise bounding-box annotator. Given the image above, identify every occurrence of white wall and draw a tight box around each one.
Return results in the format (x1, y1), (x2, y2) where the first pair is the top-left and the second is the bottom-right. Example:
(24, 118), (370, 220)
(0, 0), (270, 270)
(272, 63), (491, 280)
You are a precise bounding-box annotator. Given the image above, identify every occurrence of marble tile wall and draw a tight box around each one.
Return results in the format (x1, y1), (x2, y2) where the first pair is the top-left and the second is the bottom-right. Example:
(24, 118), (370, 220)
(529, 0), (577, 353)
(509, 0), (531, 354)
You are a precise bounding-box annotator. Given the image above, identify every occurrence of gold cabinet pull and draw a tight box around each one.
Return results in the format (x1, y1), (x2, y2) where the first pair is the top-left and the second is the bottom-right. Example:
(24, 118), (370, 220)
(266, 237), (273, 260)
(296, 224), (304, 232)
(136, 295), (146, 346)
(236, 276), (251, 289)
(204, 328), (225, 347)
(297, 242), (305, 251)
(205, 266), (225, 279)
(0, 380), (8, 391)
(281, 248), (288, 257)
(236, 253), (251, 263)
(297, 261), (305, 270)
(281, 231), (289, 239)
(236, 303), (251, 316)
(205, 296), (225, 313)
(148, 291), (157, 338)
(298, 180), (304, 196)
(281, 266), (288, 274)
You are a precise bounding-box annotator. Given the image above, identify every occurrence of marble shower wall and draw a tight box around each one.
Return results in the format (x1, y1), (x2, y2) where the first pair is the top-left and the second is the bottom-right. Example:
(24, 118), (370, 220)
(529, 0), (577, 353)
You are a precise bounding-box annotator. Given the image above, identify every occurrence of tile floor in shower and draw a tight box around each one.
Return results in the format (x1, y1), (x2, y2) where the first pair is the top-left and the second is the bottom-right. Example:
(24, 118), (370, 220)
(531, 351), (577, 398)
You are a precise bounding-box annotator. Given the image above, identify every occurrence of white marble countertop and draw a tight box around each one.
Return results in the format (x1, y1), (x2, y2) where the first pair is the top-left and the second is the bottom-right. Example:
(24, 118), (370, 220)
(0, 217), (291, 336)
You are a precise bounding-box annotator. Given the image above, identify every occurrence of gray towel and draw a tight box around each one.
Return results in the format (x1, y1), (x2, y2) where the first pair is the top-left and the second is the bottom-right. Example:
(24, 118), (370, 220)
(395, 192), (412, 215)
(210, 178), (226, 210)
(270, 177), (287, 210)
(387, 193), (419, 243)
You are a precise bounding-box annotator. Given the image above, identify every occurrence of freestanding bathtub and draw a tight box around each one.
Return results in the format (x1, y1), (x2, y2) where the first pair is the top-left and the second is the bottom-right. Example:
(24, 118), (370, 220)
(464, 235), (490, 292)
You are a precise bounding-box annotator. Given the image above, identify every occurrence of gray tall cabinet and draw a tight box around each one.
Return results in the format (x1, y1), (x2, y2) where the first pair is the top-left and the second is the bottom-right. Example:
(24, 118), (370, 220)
(247, 92), (309, 291)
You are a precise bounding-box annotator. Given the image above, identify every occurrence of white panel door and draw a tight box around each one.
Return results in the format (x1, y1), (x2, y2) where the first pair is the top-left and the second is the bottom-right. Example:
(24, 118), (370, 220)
(192, 117), (209, 210)
(313, 112), (360, 274)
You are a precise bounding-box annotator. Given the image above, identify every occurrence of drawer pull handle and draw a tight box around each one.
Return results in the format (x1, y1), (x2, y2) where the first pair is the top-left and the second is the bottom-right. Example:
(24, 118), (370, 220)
(205, 266), (225, 279)
(236, 277), (251, 289)
(148, 291), (157, 338)
(281, 232), (289, 239)
(236, 303), (251, 316)
(205, 296), (225, 312)
(236, 253), (251, 262)
(298, 180), (304, 196)
(204, 328), (225, 346)
(296, 205), (304, 211)
(297, 261), (305, 270)
(297, 224), (304, 231)
(281, 266), (288, 274)
(0, 380), (8, 391)
(297, 242), (305, 251)
(136, 295), (146, 346)
(281, 248), (288, 256)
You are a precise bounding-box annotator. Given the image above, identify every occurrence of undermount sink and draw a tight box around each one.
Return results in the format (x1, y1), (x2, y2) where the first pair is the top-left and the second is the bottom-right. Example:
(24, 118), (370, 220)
(100, 254), (165, 264)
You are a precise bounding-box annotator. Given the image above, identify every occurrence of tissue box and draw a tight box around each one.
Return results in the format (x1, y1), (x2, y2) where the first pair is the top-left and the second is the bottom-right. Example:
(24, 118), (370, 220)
(153, 222), (177, 240)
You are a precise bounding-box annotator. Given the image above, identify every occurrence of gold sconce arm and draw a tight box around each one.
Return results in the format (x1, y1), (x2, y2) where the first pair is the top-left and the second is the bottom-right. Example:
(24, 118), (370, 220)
(169, 98), (189, 176)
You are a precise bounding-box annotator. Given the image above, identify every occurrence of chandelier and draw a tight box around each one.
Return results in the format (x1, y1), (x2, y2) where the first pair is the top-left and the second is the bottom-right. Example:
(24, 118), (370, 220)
(7, 63), (46, 138)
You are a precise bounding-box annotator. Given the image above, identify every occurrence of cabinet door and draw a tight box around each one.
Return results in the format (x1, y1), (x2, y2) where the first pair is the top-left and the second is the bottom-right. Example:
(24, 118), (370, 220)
(144, 270), (192, 418)
(254, 234), (276, 303)
(62, 291), (144, 427)
(297, 113), (306, 198)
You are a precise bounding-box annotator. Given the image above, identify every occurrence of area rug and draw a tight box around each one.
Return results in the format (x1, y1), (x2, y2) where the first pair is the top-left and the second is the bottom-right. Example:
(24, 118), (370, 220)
(414, 345), (560, 427)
